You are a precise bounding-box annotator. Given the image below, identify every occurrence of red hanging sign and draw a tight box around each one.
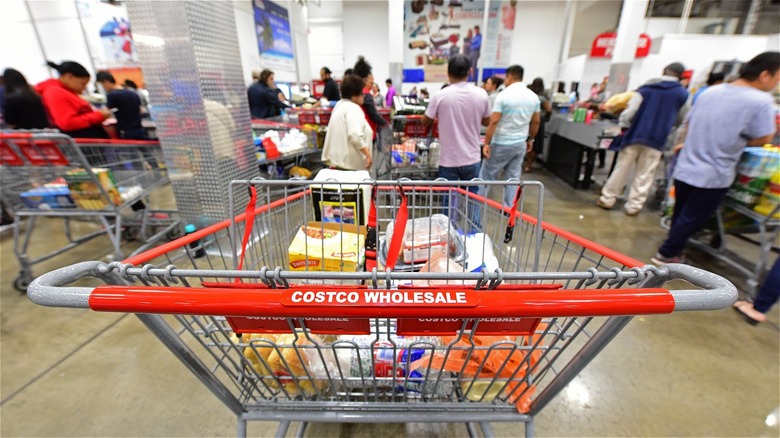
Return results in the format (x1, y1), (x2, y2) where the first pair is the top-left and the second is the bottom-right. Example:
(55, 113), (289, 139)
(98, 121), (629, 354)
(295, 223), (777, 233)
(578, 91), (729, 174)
(590, 32), (651, 59)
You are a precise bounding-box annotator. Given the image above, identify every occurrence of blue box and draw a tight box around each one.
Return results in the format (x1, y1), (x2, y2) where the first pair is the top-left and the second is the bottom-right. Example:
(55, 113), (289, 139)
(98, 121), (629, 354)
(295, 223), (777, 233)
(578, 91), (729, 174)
(20, 186), (76, 209)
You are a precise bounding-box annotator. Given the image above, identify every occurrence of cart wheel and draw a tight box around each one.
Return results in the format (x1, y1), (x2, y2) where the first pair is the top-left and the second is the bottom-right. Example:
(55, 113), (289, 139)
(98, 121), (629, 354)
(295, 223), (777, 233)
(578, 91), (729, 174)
(660, 216), (672, 230)
(14, 276), (31, 293)
(165, 226), (182, 241)
(122, 226), (140, 241)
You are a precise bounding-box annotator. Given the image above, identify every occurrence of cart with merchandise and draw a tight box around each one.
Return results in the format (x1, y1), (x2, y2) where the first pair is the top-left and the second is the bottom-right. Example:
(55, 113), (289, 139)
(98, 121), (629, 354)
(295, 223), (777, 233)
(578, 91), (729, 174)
(387, 114), (439, 180)
(252, 118), (320, 180)
(684, 146), (779, 296)
(0, 132), (179, 291)
(29, 178), (736, 437)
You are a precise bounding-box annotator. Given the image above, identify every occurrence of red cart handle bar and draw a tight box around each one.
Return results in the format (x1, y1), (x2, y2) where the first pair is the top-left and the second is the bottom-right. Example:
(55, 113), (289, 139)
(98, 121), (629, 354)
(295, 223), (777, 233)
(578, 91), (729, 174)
(28, 262), (737, 315)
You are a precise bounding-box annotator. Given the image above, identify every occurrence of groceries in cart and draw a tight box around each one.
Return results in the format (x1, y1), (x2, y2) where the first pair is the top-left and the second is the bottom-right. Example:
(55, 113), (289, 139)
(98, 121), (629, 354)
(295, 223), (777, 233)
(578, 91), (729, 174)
(64, 167), (123, 209)
(234, 331), (540, 408)
(392, 139), (418, 166)
(727, 146), (779, 207)
(381, 214), (464, 270)
(391, 139), (439, 169)
(312, 169), (371, 225)
(19, 179), (75, 209)
(287, 222), (366, 271)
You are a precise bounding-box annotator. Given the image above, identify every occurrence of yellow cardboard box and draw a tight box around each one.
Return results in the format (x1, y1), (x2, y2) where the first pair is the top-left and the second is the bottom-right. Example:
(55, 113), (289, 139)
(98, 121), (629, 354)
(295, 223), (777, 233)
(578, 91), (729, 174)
(288, 222), (366, 272)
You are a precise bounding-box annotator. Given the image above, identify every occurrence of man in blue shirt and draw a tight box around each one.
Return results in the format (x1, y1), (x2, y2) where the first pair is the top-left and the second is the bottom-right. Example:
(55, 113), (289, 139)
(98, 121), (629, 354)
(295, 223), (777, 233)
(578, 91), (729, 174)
(597, 63), (689, 216)
(479, 65), (540, 207)
(468, 26), (482, 82)
(653, 51), (779, 265)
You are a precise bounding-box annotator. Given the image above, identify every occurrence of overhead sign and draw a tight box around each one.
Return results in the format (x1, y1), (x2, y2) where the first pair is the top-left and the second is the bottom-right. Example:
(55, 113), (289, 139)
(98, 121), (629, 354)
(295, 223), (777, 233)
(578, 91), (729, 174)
(590, 32), (652, 59)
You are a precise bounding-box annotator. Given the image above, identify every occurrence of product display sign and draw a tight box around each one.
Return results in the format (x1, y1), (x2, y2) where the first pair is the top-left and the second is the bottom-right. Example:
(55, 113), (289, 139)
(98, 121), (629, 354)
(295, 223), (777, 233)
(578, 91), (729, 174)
(253, 0), (296, 75)
(404, 0), (515, 82)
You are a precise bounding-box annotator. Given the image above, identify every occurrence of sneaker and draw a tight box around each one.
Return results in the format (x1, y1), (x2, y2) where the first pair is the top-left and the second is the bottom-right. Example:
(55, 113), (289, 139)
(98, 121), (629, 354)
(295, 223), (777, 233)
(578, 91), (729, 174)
(651, 252), (682, 266)
(625, 209), (640, 217)
(596, 199), (613, 210)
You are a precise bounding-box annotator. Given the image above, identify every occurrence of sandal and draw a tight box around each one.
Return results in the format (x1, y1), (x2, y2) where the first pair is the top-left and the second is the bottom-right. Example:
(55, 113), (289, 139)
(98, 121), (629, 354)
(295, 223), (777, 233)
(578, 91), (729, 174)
(733, 301), (766, 325)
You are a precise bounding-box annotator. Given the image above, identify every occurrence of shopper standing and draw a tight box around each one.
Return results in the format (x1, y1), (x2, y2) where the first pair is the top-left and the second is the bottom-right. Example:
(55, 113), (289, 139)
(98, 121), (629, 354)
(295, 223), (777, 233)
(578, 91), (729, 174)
(123, 80), (149, 117)
(352, 57), (387, 141)
(96, 71), (146, 140)
(247, 69), (289, 119)
(484, 75), (504, 109)
(479, 65), (540, 207)
(385, 79), (396, 108)
(468, 26), (482, 82)
(2, 68), (49, 129)
(524, 77), (551, 172)
(371, 84), (384, 108)
(37, 61), (111, 138)
(422, 54), (491, 193)
(652, 52), (779, 265)
(691, 71), (725, 105)
(596, 62), (689, 216)
(320, 67), (340, 102)
(321, 75), (373, 171)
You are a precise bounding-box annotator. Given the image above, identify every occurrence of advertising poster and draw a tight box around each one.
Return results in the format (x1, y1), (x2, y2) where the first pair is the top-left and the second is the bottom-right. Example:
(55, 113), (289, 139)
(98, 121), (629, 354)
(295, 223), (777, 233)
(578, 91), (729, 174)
(253, 0), (296, 74)
(76, 0), (139, 68)
(404, 0), (515, 82)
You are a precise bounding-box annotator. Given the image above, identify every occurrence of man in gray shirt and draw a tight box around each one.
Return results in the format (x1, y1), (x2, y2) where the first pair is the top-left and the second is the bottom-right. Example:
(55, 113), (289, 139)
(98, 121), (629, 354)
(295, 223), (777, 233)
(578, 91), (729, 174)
(652, 51), (779, 265)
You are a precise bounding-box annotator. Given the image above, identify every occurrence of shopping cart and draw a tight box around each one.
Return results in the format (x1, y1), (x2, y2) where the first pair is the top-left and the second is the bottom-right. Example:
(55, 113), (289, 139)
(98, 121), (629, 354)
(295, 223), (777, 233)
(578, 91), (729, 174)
(388, 115), (439, 180)
(28, 179), (736, 437)
(0, 131), (180, 291)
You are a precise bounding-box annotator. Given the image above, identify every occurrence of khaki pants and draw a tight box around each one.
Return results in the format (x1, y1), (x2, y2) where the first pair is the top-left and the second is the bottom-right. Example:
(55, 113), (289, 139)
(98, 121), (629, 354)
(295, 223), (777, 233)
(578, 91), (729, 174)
(598, 144), (662, 213)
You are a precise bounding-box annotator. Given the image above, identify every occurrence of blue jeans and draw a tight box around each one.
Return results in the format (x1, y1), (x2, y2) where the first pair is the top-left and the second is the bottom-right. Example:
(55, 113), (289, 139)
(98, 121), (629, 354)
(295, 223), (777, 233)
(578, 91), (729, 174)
(439, 162), (481, 232)
(754, 257), (780, 313)
(478, 143), (525, 208)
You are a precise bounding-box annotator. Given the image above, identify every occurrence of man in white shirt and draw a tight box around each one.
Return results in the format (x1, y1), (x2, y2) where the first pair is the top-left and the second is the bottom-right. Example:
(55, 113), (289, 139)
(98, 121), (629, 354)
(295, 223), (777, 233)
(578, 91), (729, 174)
(479, 65), (540, 207)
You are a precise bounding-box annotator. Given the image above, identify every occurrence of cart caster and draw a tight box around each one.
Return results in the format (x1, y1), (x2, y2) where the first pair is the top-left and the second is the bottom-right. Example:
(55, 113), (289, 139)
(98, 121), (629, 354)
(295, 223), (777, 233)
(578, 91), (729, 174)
(122, 226), (140, 241)
(660, 216), (671, 230)
(14, 275), (32, 293)
(166, 226), (182, 241)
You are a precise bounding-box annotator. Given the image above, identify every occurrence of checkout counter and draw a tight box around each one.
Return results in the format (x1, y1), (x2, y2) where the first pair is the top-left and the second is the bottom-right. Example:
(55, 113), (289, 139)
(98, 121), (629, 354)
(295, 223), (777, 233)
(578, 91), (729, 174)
(543, 114), (621, 189)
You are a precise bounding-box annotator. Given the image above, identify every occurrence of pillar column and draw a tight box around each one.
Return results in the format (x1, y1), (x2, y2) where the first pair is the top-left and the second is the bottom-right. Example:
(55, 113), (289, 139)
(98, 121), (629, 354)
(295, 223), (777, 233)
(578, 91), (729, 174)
(388, 0), (404, 88)
(606, 0), (649, 96)
(126, 1), (258, 228)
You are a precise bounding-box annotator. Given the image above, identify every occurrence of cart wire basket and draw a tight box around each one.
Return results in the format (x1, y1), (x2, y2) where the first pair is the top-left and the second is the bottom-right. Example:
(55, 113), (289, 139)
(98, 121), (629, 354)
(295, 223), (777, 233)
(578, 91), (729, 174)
(28, 178), (736, 437)
(0, 131), (179, 291)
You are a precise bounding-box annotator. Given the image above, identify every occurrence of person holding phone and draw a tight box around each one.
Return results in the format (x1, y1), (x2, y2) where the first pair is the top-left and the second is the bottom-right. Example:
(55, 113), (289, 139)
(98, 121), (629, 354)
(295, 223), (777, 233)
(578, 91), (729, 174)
(37, 61), (112, 138)
(96, 71), (146, 140)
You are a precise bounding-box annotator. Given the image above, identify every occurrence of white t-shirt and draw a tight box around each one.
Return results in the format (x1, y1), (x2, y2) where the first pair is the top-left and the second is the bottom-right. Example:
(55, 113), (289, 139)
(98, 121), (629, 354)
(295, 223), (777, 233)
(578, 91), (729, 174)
(321, 99), (373, 170)
(491, 82), (541, 146)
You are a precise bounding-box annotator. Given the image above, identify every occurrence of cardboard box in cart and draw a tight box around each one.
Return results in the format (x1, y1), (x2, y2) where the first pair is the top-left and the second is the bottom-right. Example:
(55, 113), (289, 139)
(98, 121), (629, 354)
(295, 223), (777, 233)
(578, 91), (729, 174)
(312, 169), (371, 225)
(64, 168), (123, 210)
(288, 222), (367, 272)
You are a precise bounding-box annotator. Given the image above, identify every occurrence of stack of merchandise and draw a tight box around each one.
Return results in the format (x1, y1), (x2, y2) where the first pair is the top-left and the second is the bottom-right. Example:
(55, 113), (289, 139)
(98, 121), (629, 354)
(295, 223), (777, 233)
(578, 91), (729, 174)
(726, 146), (780, 211)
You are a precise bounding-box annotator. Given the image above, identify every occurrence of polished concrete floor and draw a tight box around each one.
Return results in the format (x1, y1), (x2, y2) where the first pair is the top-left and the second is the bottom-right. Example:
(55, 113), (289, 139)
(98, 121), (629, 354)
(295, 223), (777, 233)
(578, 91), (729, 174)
(1, 166), (778, 437)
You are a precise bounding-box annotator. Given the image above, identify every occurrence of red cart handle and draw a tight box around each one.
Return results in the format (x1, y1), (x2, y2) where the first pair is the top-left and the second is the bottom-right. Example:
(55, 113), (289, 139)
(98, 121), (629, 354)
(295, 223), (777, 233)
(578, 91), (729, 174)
(85, 285), (677, 318)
